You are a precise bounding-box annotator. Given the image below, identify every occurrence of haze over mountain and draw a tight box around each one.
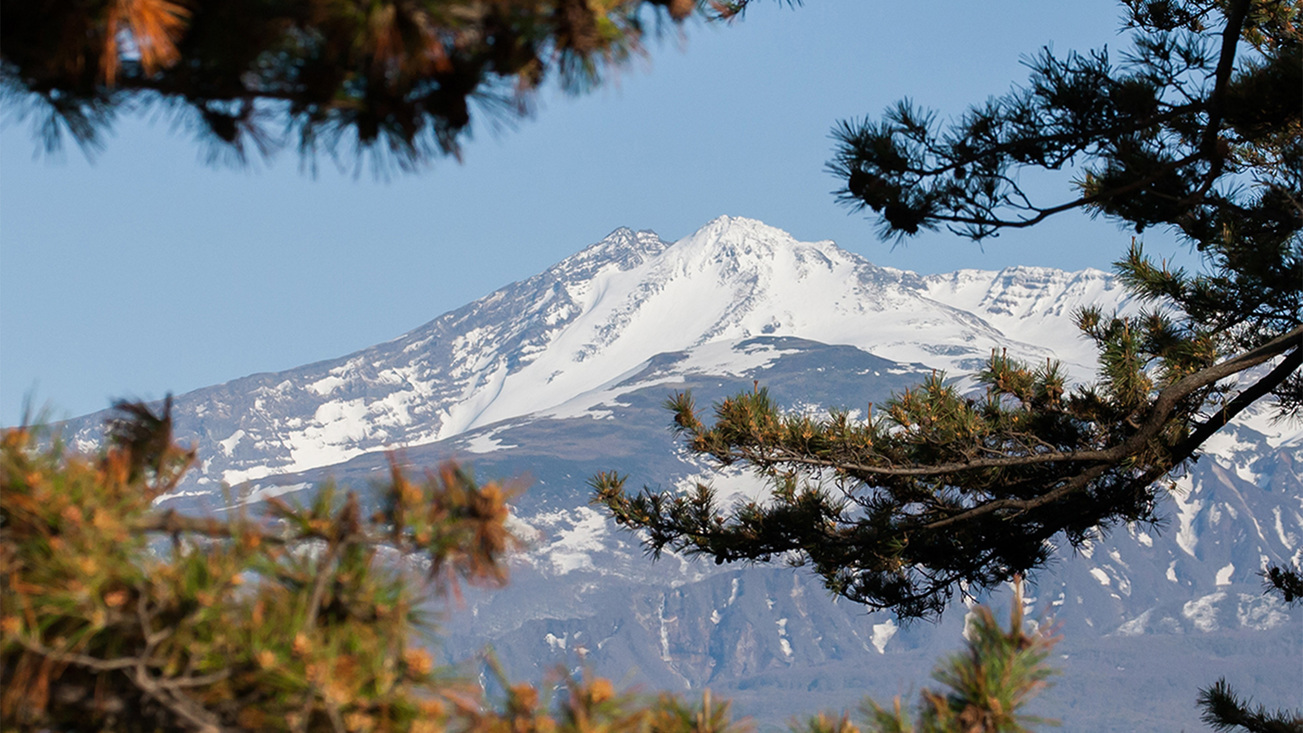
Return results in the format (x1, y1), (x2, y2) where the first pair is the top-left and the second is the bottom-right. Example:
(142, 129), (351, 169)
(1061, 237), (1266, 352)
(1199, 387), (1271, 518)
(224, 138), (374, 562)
(61, 217), (1301, 729)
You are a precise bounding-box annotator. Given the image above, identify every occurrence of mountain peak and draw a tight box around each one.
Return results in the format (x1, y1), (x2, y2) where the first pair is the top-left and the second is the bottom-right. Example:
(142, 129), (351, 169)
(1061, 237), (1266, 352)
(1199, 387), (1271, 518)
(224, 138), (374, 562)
(679, 216), (812, 253)
(651, 216), (853, 282)
(556, 227), (670, 273)
(694, 214), (790, 238)
(60, 216), (1144, 492)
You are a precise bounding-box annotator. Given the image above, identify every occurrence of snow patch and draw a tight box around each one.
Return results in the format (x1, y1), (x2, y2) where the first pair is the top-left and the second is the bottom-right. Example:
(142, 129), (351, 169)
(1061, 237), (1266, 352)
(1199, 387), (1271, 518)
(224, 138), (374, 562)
(1115, 609), (1152, 637)
(1274, 507), (1298, 550)
(217, 429), (246, 456)
(280, 398), (371, 473)
(222, 465), (275, 486)
(657, 596), (672, 662)
(1215, 563), (1234, 586)
(239, 482), (311, 507)
(961, 610), (979, 642)
(870, 619), (898, 654)
(462, 428), (518, 454)
(1236, 593), (1290, 631)
(1182, 592), (1226, 632)
(1130, 524), (1153, 547)
(308, 375), (347, 396)
(676, 466), (769, 508)
(776, 618), (793, 659)
(678, 339), (803, 377)
(533, 507), (610, 575)
(1172, 478), (1202, 557)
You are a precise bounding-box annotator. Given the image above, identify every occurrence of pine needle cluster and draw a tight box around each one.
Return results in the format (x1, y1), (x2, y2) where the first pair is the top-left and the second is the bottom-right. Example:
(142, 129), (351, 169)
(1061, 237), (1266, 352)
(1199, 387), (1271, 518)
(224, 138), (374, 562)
(856, 597), (1059, 732)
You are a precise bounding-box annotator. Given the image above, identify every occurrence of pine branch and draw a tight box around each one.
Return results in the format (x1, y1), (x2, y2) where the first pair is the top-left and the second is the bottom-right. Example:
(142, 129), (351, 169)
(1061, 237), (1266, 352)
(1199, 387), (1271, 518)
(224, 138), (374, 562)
(1198, 678), (1303, 733)
(715, 325), (1299, 479)
(1264, 565), (1303, 606)
(1200, 0), (1252, 159)
(594, 321), (1300, 615)
(920, 464), (1112, 532)
(1167, 345), (1303, 466)
(919, 151), (1204, 231)
(130, 510), (292, 545)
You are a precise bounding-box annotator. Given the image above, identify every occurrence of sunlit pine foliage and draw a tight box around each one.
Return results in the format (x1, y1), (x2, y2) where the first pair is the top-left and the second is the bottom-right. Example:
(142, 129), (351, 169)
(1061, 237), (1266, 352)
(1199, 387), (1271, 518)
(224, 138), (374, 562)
(0, 400), (754, 732)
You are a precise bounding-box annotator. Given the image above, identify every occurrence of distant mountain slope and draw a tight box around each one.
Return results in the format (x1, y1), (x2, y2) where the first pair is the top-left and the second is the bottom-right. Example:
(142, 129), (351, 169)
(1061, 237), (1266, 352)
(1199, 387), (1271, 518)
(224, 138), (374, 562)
(228, 335), (1300, 731)
(56, 217), (1300, 729)
(66, 216), (1134, 494)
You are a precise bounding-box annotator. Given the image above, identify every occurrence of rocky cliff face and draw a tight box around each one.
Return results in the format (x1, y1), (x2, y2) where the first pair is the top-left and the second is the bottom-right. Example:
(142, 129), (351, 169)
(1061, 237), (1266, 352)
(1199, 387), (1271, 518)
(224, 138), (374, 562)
(58, 217), (1301, 729)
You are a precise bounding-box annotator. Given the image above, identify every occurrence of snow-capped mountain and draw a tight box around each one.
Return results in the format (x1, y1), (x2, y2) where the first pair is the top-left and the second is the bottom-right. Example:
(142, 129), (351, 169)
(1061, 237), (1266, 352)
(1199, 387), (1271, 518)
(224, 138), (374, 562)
(58, 217), (1300, 729)
(68, 216), (1131, 492)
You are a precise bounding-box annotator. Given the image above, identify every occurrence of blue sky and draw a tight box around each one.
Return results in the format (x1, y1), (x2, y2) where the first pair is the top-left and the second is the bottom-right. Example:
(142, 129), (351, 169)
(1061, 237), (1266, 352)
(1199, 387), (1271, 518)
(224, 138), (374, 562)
(1, 2), (1190, 425)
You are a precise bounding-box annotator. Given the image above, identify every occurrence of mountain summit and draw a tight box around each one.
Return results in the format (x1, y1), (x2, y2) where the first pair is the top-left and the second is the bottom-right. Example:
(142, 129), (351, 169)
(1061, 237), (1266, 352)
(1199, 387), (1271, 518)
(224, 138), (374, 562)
(66, 216), (1131, 491)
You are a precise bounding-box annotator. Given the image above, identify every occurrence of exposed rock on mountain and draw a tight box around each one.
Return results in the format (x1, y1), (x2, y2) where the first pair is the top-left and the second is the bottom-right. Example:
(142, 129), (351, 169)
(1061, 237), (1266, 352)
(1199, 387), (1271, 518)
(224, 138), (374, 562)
(59, 217), (1300, 729)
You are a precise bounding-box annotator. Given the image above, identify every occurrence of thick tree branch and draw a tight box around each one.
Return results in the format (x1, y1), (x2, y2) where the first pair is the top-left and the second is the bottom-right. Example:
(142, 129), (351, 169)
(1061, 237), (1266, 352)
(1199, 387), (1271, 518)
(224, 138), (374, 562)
(1200, 0), (1251, 158)
(1169, 346), (1303, 465)
(919, 465), (1113, 531)
(130, 510), (291, 545)
(925, 152), (1203, 231)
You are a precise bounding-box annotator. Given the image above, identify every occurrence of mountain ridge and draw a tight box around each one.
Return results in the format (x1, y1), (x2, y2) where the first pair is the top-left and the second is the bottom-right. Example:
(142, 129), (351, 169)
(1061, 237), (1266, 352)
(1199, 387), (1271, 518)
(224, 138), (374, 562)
(53, 216), (1301, 728)
(65, 216), (1138, 492)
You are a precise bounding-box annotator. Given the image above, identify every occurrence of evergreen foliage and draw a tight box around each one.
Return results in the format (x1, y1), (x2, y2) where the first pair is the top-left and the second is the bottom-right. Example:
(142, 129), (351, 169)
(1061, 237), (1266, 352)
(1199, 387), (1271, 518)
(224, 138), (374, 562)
(595, 0), (1302, 620)
(2, 401), (1065, 732)
(0, 0), (729, 172)
(784, 582), (1059, 733)
(0, 400), (745, 731)
(1197, 678), (1303, 733)
(1263, 564), (1303, 604)
(853, 593), (1058, 733)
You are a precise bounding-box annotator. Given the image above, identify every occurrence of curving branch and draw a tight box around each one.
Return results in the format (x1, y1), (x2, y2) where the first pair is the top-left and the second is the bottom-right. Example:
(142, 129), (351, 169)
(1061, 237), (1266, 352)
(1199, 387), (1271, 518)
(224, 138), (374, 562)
(130, 509), (291, 545)
(594, 320), (1299, 617)
(1200, 0), (1251, 158)
(1169, 344), (1303, 465)
(920, 153), (1203, 231)
(919, 464), (1115, 531)
(717, 325), (1299, 478)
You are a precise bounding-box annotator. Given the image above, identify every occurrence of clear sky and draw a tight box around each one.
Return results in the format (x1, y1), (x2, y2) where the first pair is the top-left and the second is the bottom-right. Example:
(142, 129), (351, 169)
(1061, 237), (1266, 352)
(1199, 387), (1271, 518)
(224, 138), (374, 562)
(1, 2), (1191, 426)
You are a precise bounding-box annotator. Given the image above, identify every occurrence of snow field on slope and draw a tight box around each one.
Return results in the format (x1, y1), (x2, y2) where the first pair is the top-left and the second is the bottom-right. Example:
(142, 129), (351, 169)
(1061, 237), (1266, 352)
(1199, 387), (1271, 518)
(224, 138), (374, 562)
(447, 217), (1095, 436)
(178, 216), (1221, 493)
(922, 267), (1133, 376)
